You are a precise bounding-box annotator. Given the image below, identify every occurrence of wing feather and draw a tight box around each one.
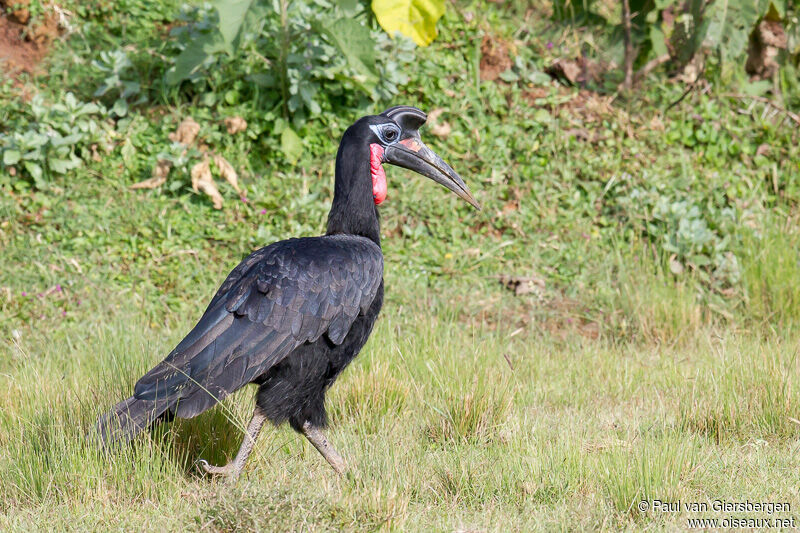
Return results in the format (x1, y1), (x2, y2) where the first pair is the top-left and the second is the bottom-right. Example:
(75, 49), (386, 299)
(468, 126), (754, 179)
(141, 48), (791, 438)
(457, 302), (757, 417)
(133, 235), (383, 419)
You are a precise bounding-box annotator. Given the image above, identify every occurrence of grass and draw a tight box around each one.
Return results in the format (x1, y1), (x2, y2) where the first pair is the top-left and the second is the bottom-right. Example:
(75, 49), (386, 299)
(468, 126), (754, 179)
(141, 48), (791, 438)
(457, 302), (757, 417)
(3, 291), (800, 530)
(2, 0), (800, 530)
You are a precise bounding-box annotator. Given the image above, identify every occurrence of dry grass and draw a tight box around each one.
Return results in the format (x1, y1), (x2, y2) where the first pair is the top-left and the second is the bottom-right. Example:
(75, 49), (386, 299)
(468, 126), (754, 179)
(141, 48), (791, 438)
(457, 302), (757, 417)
(2, 274), (800, 530)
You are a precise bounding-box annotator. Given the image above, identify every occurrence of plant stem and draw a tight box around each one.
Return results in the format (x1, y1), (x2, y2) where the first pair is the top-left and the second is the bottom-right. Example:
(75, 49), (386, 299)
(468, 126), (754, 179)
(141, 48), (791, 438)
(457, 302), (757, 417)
(279, 0), (290, 120)
(622, 0), (633, 90)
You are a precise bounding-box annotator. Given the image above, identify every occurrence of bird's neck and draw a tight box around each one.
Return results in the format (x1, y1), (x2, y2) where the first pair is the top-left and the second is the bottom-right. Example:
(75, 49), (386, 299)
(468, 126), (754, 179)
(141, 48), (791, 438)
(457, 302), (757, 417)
(326, 140), (381, 245)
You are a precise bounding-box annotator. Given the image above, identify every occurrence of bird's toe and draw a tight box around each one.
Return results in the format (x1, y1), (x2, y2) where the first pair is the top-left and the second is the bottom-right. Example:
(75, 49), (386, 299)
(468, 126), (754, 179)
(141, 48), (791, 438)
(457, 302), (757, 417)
(197, 459), (232, 476)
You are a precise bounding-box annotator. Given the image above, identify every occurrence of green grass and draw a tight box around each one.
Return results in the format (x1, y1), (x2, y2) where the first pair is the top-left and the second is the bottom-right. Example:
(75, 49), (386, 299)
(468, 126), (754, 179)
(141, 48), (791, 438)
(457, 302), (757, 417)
(3, 287), (800, 530)
(2, 0), (800, 530)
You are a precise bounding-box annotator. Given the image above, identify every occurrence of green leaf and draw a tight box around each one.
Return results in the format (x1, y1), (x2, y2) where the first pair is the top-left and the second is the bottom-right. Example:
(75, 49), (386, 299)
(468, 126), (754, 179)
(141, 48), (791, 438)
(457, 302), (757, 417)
(49, 158), (77, 174)
(371, 0), (446, 47)
(498, 70), (518, 82)
(24, 162), (43, 182)
(690, 254), (712, 267)
(167, 47), (209, 85)
(705, 0), (763, 60)
(165, 34), (225, 85)
(649, 25), (668, 57)
(121, 138), (136, 167)
(211, 0), (255, 46)
(280, 127), (303, 165)
(3, 150), (21, 166)
(316, 18), (378, 89)
(533, 109), (552, 124)
(111, 99), (129, 117)
(743, 80), (772, 96)
(337, 0), (360, 15)
(527, 71), (551, 85)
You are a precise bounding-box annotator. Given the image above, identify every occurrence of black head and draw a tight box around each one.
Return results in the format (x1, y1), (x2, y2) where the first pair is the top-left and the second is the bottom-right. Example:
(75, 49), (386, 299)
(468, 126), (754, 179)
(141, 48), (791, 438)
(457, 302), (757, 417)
(343, 106), (480, 209)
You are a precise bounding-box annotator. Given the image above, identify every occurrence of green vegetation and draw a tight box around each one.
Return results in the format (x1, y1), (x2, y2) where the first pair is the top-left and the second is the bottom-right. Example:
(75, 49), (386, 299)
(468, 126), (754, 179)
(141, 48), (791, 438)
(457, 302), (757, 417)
(2, 0), (800, 530)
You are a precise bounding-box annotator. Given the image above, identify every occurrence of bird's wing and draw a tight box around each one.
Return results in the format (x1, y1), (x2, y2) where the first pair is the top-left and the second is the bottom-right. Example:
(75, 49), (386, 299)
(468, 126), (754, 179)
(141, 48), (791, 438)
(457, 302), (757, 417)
(132, 235), (383, 418)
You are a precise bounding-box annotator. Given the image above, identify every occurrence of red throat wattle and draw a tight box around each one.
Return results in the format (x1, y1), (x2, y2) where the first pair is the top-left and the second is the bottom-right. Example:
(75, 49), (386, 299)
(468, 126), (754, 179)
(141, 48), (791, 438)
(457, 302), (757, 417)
(369, 143), (387, 205)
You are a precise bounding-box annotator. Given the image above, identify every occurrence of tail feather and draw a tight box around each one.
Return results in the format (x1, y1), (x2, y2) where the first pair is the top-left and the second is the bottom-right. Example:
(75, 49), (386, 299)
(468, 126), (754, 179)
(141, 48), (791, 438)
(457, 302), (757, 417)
(95, 396), (172, 446)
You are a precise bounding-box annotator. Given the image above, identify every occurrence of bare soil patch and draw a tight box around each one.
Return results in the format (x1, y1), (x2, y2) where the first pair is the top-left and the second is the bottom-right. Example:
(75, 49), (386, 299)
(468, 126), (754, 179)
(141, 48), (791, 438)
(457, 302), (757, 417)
(0, 1), (58, 78)
(479, 34), (512, 81)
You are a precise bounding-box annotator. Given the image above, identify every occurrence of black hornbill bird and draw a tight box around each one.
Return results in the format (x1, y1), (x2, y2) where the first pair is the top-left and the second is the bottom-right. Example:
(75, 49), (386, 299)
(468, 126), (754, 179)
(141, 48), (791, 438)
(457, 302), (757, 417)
(96, 105), (479, 478)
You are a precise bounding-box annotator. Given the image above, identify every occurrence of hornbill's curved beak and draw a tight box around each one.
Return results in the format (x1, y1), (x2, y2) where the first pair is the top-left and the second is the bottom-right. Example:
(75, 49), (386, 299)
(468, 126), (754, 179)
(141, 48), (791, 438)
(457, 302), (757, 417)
(383, 136), (481, 210)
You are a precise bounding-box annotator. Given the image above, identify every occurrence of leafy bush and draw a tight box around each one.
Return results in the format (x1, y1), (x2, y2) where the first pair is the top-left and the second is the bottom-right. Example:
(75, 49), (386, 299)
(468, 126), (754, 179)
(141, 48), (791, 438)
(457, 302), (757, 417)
(551, 0), (798, 92)
(615, 184), (741, 288)
(162, 0), (415, 143)
(0, 93), (111, 188)
(92, 50), (146, 118)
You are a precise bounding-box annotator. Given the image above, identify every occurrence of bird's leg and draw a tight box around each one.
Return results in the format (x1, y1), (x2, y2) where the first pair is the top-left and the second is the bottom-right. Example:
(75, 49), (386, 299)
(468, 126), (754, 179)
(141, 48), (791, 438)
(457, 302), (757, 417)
(199, 409), (267, 480)
(301, 421), (347, 475)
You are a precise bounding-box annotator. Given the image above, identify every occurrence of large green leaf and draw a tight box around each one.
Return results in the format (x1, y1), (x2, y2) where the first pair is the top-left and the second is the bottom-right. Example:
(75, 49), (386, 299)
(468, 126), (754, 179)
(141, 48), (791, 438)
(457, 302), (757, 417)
(24, 162), (43, 184)
(371, 0), (446, 47)
(49, 158), (79, 174)
(336, 0), (360, 15)
(316, 18), (377, 90)
(705, 0), (773, 60)
(3, 149), (21, 166)
(165, 34), (226, 85)
(211, 0), (255, 46)
(280, 126), (303, 165)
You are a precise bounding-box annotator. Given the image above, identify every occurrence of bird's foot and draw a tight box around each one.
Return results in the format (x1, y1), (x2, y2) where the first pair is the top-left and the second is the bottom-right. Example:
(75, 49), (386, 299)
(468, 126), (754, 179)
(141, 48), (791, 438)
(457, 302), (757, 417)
(197, 459), (241, 480)
(196, 410), (267, 482)
(301, 421), (347, 475)
(325, 452), (347, 476)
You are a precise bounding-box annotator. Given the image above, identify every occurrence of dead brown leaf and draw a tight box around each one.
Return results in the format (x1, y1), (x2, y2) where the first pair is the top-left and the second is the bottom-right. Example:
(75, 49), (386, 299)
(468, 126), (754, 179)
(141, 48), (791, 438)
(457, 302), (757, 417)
(191, 159), (223, 209)
(546, 57), (605, 86)
(224, 116), (247, 135)
(746, 19), (787, 80)
(756, 143), (770, 157)
(169, 117), (200, 145)
(676, 55), (703, 84)
(649, 115), (665, 131)
(426, 108), (451, 139)
(546, 58), (580, 84)
(130, 159), (171, 189)
(669, 254), (684, 275)
(431, 122), (452, 138)
(213, 153), (241, 193)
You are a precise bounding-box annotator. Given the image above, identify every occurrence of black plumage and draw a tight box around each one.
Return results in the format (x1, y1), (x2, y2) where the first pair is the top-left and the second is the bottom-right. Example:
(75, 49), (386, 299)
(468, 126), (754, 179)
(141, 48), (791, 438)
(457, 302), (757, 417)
(96, 105), (478, 477)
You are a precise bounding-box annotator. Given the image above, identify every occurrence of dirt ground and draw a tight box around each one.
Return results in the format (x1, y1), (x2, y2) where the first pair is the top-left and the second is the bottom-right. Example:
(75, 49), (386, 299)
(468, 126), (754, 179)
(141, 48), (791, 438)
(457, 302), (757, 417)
(0, 2), (58, 78)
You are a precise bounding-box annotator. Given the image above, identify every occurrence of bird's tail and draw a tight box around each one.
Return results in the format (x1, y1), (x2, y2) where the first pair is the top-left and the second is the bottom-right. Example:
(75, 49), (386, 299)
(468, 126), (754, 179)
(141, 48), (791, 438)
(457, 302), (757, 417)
(94, 396), (172, 446)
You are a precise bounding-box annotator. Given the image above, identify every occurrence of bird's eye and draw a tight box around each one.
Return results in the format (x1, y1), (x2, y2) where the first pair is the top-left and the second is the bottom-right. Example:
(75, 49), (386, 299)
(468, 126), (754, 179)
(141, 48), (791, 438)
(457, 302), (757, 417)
(369, 123), (401, 144)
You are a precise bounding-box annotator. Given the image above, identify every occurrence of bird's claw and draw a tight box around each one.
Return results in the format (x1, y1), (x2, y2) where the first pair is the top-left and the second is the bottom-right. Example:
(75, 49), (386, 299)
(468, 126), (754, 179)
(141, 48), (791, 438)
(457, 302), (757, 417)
(197, 459), (237, 478)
